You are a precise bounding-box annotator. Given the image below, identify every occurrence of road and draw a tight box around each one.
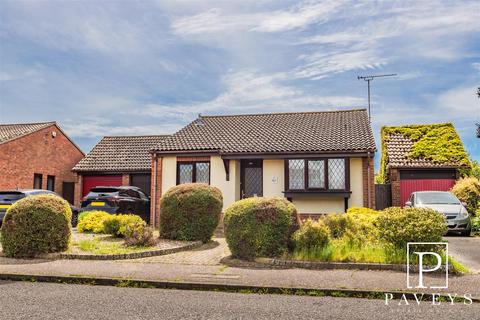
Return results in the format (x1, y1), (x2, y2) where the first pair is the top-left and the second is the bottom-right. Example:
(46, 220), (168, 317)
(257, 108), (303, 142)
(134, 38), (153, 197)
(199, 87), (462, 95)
(0, 281), (478, 320)
(446, 235), (480, 273)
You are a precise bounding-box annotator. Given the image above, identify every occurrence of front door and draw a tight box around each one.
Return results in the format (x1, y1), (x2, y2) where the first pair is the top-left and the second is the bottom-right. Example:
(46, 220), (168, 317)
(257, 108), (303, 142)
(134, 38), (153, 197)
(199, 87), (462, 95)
(241, 159), (263, 198)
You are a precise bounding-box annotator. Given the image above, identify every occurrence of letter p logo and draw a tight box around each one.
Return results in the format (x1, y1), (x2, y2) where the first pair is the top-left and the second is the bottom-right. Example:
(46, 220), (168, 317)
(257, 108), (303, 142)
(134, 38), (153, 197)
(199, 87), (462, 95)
(407, 242), (448, 289)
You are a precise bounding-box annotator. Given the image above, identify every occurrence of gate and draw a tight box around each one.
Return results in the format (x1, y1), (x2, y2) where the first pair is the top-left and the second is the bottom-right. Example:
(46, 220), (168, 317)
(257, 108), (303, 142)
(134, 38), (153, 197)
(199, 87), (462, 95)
(375, 184), (391, 210)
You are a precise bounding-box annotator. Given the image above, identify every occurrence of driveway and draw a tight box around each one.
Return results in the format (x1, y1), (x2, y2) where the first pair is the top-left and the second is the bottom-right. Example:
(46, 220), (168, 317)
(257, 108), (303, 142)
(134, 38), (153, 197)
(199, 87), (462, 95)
(445, 235), (480, 273)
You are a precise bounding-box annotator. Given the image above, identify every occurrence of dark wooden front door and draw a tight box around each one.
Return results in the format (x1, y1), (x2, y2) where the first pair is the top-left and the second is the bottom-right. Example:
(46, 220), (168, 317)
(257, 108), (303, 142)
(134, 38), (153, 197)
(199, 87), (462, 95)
(241, 160), (263, 198)
(62, 182), (75, 205)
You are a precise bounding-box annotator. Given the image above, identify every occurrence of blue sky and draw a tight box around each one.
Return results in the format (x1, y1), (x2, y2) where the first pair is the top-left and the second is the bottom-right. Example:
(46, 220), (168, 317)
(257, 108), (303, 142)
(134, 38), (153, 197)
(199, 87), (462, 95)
(1, 0), (479, 168)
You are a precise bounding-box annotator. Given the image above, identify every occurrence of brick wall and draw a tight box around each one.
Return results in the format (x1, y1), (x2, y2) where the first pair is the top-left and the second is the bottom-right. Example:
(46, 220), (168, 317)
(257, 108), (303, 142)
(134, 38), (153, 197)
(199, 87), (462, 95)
(390, 168), (401, 207)
(362, 156), (375, 209)
(0, 124), (84, 203)
(150, 155), (162, 227)
(74, 173), (83, 207)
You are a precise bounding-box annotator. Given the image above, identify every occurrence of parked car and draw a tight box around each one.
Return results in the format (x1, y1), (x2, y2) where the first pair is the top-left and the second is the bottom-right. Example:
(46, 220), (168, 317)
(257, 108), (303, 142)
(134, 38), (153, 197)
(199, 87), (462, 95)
(405, 191), (471, 236)
(0, 189), (79, 227)
(81, 186), (150, 223)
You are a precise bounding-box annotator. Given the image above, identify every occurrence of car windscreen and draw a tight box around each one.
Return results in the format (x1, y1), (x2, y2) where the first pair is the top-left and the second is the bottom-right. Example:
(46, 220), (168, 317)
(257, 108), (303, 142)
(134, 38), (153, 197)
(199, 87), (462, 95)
(0, 192), (26, 202)
(87, 188), (120, 198)
(416, 192), (460, 205)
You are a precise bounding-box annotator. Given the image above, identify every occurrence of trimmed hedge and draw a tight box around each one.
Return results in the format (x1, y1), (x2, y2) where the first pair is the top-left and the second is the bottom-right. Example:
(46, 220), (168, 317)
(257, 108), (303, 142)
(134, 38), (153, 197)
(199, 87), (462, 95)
(451, 177), (480, 214)
(377, 207), (447, 248)
(0, 195), (72, 258)
(160, 183), (223, 243)
(224, 197), (298, 260)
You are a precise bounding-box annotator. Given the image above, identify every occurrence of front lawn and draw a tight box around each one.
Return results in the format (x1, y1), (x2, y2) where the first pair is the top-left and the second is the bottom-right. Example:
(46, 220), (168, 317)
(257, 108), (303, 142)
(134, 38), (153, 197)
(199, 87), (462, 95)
(70, 236), (152, 255)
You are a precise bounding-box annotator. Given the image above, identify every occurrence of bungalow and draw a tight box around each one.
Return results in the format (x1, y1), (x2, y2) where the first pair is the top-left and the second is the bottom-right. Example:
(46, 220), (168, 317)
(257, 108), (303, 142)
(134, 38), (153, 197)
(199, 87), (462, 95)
(378, 123), (470, 207)
(0, 121), (84, 204)
(72, 135), (169, 207)
(149, 109), (376, 226)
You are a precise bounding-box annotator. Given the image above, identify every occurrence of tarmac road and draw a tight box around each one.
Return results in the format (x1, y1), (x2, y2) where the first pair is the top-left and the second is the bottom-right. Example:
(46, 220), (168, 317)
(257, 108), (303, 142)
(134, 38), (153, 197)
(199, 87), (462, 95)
(446, 235), (480, 273)
(0, 281), (478, 320)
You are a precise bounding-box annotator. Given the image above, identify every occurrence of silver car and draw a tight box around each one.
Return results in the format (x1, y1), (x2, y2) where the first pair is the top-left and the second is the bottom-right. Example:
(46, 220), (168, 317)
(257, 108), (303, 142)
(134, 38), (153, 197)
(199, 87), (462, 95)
(405, 191), (471, 236)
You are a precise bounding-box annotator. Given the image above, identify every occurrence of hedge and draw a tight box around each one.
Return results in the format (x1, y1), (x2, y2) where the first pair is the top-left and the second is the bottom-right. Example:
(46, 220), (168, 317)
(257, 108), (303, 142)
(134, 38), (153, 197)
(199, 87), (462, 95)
(0, 195), (72, 258)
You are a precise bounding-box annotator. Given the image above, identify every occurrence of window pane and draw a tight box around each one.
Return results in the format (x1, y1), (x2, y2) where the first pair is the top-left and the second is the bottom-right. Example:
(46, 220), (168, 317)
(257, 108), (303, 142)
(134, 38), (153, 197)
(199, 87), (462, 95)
(308, 160), (324, 188)
(47, 176), (55, 191)
(179, 164), (193, 184)
(328, 159), (345, 189)
(288, 159), (305, 190)
(196, 163), (210, 184)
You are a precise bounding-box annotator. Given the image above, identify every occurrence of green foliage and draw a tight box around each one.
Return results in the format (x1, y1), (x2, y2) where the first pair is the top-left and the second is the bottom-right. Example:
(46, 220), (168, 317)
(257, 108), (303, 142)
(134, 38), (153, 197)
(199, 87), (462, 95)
(321, 213), (348, 238)
(124, 223), (157, 247)
(0, 195), (72, 258)
(78, 211), (90, 222)
(378, 123), (469, 183)
(292, 219), (330, 251)
(377, 207), (447, 248)
(472, 215), (480, 236)
(224, 197), (298, 260)
(74, 237), (151, 254)
(470, 160), (480, 180)
(160, 183), (223, 243)
(77, 211), (111, 233)
(345, 207), (380, 242)
(103, 214), (145, 237)
(451, 177), (480, 214)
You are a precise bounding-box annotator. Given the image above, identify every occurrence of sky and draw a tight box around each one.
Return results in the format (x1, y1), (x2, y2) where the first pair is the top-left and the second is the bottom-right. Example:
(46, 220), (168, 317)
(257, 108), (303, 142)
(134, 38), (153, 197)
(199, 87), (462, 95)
(0, 0), (479, 168)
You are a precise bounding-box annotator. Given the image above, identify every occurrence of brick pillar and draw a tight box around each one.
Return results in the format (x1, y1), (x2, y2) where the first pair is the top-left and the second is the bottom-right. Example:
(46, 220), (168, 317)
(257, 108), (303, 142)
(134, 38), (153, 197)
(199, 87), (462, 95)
(362, 157), (376, 209)
(150, 155), (162, 227)
(74, 173), (83, 208)
(122, 174), (130, 186)
(390, 168), (401, 207)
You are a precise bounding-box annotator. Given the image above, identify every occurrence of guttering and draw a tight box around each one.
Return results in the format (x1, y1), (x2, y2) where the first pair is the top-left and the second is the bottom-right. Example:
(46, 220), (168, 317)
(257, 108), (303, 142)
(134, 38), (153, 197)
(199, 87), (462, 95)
(152, 154), (157, 227)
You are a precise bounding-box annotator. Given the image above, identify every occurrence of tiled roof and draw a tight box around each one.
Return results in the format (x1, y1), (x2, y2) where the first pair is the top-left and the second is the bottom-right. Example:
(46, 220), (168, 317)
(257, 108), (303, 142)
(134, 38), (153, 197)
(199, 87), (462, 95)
(382, 124), (468, 168)
(152, 109), (376, 154)
(0, 122), (56, 144)
(73, 135), (169, 172)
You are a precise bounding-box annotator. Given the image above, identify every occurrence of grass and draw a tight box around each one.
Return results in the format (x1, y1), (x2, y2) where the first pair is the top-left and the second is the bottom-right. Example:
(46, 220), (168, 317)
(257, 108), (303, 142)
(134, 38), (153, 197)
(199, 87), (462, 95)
(290, 238), (469, 273)
(71, 237), (153, 255)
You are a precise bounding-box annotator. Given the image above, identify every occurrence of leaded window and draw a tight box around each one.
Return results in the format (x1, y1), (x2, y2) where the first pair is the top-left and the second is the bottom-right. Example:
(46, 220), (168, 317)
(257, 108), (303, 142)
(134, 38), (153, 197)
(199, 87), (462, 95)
(286, 158), (347, 192)
(328, 159), (345, 189)
(177, 162), (210, 184)
(308, 160), (325, 188)
(288, 159), (305, 189)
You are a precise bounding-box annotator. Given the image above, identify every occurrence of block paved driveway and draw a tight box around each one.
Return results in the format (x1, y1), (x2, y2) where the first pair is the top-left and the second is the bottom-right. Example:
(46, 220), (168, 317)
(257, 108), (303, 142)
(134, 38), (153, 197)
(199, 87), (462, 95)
(445, 235), (480, 273)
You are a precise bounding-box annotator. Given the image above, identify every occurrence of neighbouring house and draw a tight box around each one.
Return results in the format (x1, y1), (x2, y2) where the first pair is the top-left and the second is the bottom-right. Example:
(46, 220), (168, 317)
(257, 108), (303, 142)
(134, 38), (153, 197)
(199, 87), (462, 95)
(150, 109), (376, 226)
(0, 122), (84, 204)
(378, 123), (470, 207)
(72, 135), (169, 207)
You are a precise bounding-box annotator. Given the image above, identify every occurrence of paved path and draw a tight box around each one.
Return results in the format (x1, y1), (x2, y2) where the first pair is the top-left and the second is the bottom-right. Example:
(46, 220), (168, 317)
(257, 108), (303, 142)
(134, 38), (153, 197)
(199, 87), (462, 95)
(0, 281), (478, 320)
(0, 239), (479, 296)
(445, 235), (480, 273)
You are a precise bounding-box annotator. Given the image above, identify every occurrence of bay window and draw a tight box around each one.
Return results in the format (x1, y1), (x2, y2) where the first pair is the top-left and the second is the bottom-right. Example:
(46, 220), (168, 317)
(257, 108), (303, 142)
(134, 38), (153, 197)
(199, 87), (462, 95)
(286, 158), (347, 192)
(177, 161), (210, 184)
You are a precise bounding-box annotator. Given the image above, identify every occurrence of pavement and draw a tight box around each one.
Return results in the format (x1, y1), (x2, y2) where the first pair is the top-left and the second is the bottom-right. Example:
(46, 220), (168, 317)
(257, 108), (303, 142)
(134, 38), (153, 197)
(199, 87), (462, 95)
(0, 237), (480, 298)
(0, 281), (478, 320)
(445, 235), (480, 273)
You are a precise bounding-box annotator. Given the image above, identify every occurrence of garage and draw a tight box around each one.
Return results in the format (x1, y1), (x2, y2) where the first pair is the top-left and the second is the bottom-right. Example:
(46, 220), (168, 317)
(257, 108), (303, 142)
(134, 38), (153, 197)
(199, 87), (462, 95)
(130, 173), (151, 196)
(82, 175), (122, 197)
(399, 170), (456, 206)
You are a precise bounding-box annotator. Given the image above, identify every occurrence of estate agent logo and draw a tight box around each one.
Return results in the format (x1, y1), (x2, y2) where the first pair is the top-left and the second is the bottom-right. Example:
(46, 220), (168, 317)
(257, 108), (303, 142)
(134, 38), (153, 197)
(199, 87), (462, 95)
(406, 242), (448, 289)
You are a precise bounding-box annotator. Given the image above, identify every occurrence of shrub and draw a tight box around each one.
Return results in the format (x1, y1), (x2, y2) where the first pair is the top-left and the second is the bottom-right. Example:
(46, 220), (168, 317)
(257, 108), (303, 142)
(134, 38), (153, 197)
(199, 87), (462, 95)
(160, 183), (223, 243)
(124, 223), (157, 247)
(224, 197), (298, 260)
(345, 207), (380, 243)
(78, 211), (90, 222)
(472, 215), (480, 236)
(77, 211), (111, 233)
(321, 213), (348, 238)
(377, 207), (447, 248)
(0, 195), (72, 258)
(292, 219), (330, 251)
(451, 177), (480, 214)
(103, 214), (145, 237)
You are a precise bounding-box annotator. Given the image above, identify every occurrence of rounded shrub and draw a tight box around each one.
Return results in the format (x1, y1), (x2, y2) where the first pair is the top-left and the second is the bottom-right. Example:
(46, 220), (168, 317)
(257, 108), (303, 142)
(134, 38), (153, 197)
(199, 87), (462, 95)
(292, 219), (330, 251)
(103, 214), (145, 237)
(321, 213), (348, 238)
(0, 194), (72, 258)
(160, 183), (223, 243)
(77, 211), (111, 233)
(224, 197), (298, 260)
(451, 177), (480, 214)
(377, 207), (447, 248)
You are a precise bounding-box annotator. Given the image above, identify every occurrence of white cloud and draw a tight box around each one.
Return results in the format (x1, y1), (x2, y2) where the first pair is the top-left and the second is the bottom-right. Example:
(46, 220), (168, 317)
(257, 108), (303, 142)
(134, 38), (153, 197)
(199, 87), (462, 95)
(472, 63), (480, 72)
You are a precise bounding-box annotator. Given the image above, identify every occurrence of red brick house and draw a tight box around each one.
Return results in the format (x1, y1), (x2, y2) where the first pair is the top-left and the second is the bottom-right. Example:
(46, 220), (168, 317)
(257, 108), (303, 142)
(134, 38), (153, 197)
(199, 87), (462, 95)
(149, 109), (376, 226)
(72, 135), (169, 207)
(378, 123), (470, 207)
(0, 122), (84, 204)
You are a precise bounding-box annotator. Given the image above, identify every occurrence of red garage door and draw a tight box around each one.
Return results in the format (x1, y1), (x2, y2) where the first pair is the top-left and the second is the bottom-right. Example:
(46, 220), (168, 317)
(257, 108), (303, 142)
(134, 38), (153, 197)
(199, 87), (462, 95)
(82, 175), (122, 197)
(400, 179), (455, 207)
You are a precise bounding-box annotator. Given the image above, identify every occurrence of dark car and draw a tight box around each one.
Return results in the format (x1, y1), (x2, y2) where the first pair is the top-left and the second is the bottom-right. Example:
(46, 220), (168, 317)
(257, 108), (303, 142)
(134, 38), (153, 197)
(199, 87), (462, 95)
(81, 186), (150, 223)
(0, 189), (79, 227)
